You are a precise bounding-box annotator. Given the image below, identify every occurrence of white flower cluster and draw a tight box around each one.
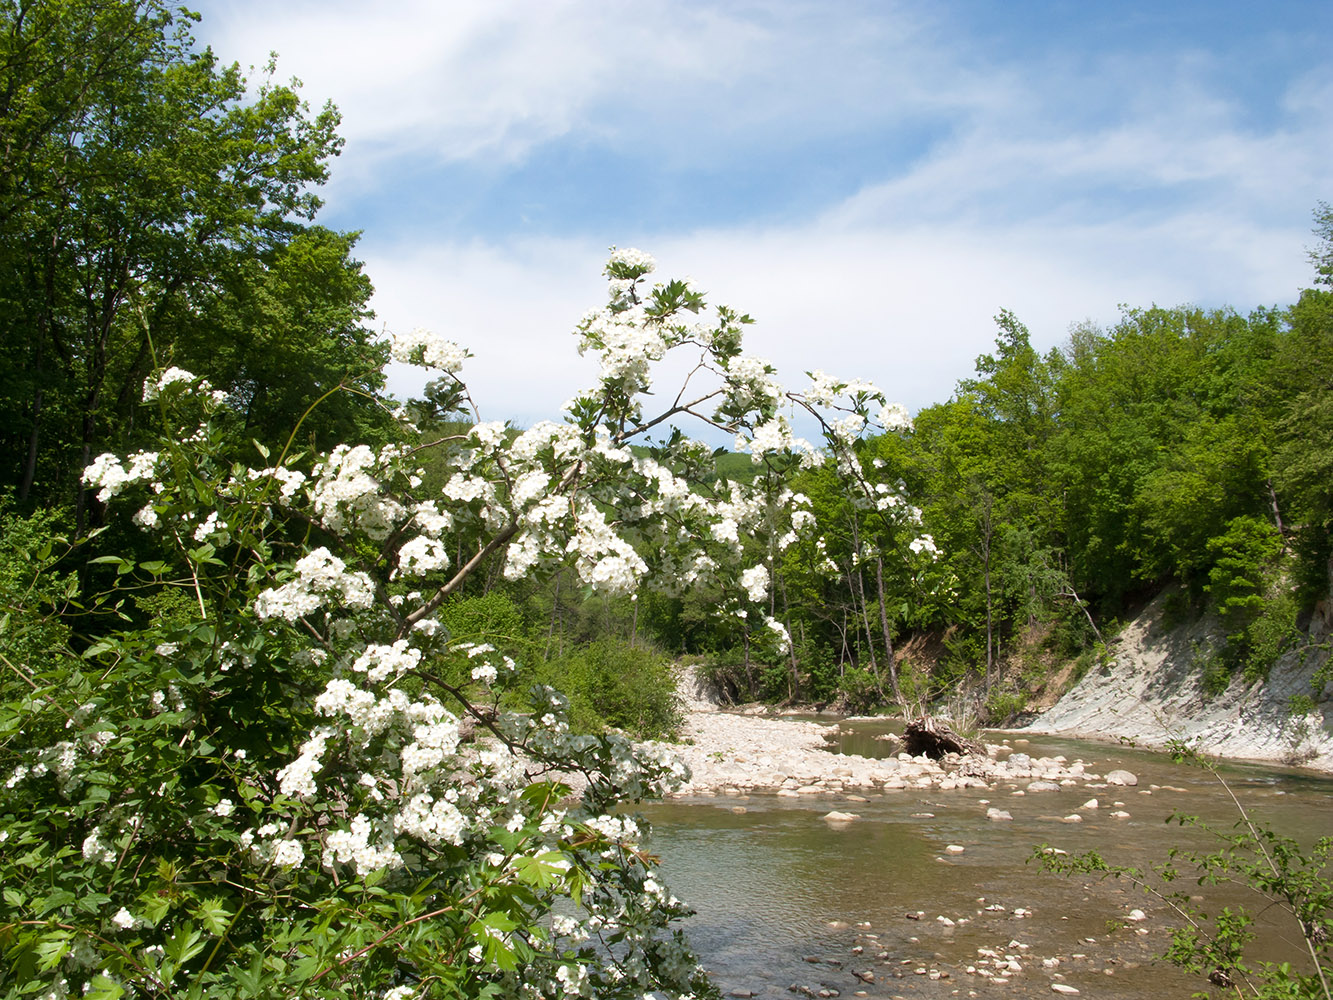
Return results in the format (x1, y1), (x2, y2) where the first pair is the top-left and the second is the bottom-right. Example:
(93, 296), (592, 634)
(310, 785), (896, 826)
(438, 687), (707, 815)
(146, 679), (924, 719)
(909, 533), (940, 557)
(878, 401), (913, 431)
(323, 815), (402, 876)
(314, 679), (452, 748)
(396, 535), (450, 577)
(142, 366), (196, 401)
(568, 508), (649, 595)
(253, 547), (375, 621)
(740, 564), (769, 603)
(276, 727), (332, 799)
(110, 907), (144, 931)
(395, 791), (467, 846)
(82, 451), (159, 502)
(81, 825), (117, 864)
(240, 822), (305, 868)
(576, 304), (665, 392)
(722, 355), (782, 410)
(251, 465), (307, 499)
(351, 640), (421, 683)
(391, 328), (468, 372)
(604, 246), (656, 276)
(309, 444), (404, 539)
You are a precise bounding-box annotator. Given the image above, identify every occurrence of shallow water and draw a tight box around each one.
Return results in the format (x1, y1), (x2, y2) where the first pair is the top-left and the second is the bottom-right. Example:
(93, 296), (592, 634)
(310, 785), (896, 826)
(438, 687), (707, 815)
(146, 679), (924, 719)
(642, 720), (1333, 998)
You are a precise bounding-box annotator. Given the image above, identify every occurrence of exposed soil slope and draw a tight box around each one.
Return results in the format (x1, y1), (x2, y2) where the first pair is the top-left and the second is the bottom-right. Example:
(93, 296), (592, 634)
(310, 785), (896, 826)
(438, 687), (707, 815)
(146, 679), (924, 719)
(1023, 588), (1333, 771)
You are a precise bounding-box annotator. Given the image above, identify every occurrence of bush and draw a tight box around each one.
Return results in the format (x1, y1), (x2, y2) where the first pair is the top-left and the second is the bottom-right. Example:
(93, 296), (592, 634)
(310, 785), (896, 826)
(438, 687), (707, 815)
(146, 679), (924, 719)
(539, 638), (683, 740)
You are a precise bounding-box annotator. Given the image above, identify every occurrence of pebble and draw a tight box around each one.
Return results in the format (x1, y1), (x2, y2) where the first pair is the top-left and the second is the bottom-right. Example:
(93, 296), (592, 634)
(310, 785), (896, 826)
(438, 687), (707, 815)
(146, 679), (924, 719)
(945, 844), (966, 854)
(1051, 985), (1081, 995)
(1105, 769), (1138, 786)
(987, 807), (1014, 821)
(823, 811), (860, 823)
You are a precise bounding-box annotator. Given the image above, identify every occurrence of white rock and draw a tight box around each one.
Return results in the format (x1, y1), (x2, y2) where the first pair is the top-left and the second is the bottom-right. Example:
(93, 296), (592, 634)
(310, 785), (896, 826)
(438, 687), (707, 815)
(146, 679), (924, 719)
(1105, 769), (1138, 786)
(1051, 985), (1080, 995)
(823, 810), (860, 823)
(1126, 909), (1146, 922)
(946, 844), (966, 854)
(1080, 798), (1098, 809)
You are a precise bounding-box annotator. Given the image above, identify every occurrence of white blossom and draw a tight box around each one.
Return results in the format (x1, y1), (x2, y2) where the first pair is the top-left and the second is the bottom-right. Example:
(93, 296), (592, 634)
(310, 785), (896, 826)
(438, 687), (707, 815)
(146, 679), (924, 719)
(391, 328), (467, 372)
(142, 366), (196, 401)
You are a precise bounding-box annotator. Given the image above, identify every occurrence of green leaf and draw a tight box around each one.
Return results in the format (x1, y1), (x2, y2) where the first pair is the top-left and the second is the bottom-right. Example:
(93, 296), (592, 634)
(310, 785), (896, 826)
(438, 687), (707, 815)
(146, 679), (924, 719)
(195, 897), (233, 936)
(165, 923), (206, 966)
(470, 912), (520, 972)
(34, 932), (72, 972)
(511, 852), (570, 890)
(84, 974), (126, 1000)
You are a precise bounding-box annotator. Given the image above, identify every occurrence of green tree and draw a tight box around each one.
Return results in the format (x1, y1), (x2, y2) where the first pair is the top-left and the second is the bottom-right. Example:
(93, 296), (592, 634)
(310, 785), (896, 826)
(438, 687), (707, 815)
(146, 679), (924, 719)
(0, 0), (387, 517)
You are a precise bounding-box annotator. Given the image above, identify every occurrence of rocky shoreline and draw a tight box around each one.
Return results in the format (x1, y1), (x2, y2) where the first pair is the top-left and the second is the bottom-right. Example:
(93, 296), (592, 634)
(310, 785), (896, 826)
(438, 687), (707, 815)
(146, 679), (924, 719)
(647, 710), (1139, 803)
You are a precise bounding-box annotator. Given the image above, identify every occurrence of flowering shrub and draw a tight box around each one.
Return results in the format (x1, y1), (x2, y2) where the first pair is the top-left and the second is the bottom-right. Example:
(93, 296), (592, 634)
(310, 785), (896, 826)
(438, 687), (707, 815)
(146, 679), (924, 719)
(0, 250), (923, 998)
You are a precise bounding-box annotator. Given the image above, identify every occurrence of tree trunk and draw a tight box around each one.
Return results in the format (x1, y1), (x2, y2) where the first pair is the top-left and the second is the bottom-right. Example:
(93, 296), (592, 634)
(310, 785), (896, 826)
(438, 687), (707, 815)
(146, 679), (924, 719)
(874, 555), (906, 706)
(847, 516), (884, 698)
(778, 569), (801, 700)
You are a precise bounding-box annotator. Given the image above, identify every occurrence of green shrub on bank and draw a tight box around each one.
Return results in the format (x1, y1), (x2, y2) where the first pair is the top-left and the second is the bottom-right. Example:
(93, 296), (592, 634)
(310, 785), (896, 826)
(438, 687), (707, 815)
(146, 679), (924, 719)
(538, 638), (683, 740)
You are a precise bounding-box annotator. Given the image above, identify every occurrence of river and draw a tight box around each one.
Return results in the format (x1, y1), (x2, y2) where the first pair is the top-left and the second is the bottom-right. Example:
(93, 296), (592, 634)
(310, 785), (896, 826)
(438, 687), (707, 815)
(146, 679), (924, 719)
(641, 720), (1333, 998)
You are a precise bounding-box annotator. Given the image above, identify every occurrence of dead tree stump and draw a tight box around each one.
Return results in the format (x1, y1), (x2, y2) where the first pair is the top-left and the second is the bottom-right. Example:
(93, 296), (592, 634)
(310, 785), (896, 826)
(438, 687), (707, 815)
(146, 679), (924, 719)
(902, 716), (987, 760)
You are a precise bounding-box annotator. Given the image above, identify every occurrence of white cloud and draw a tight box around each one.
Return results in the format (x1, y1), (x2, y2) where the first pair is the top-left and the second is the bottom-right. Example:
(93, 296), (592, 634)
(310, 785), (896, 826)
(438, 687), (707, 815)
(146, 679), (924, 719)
(367, 206), (1310, 433)
(190, 1), (1329, 435)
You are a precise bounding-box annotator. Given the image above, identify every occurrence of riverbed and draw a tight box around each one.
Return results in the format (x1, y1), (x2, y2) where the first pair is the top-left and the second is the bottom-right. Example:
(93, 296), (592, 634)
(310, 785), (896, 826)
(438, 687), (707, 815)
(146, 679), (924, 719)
(642, 718), (1333, 999)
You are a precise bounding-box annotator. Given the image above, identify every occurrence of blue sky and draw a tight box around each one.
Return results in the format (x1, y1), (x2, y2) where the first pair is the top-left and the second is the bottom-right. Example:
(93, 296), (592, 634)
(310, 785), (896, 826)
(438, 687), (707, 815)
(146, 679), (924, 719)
(193, 0), (1333, 429)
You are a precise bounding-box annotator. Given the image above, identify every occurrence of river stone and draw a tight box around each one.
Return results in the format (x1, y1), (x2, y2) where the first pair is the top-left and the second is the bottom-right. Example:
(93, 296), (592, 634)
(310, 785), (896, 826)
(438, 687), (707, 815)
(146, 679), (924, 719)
(987, 807), (1014, 821)
(1027, 780), (1061, 792)
(1051, 984), (1080, 994)
(823, 810), (860, 823)
(1105, 769), (1139, 786)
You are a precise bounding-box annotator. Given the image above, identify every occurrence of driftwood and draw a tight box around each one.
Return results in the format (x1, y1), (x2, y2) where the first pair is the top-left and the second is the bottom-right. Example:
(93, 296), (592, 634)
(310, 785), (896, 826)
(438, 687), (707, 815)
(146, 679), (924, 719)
(902, 716), (987, 760)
